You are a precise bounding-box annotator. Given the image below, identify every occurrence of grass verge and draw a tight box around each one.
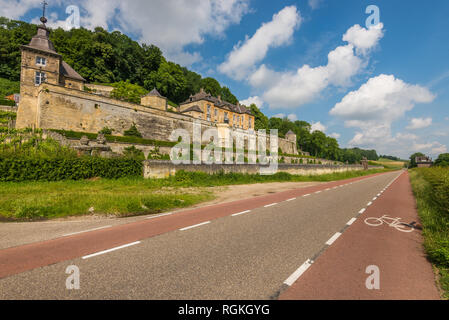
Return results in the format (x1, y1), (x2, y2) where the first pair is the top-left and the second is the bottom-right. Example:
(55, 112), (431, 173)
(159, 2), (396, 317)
(409, 168), (449, 299)
(0, 168), (391, 221)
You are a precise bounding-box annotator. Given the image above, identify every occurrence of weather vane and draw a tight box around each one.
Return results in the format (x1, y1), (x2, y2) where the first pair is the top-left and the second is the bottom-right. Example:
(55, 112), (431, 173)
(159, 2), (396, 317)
(40, 1), (48, 24)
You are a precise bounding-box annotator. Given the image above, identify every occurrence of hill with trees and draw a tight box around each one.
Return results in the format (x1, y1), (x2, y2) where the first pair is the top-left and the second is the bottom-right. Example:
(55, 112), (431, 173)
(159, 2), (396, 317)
(0, 17), (380, 164)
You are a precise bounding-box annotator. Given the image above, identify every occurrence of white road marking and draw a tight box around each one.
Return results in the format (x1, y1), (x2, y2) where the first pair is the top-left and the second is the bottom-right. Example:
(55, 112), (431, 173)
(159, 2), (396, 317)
(373, 197), (377, 201)
(284, 259), (313, 286)
(180, 221), (211, 231)
(264, 203), (278, 208)
(359, 208), (366, 214)
(325, 188), (331, 191)
(326, 232), (342, 246)
(303, 194), (311, 197)
(63, 225), (112, 237)
(232, 210), (251, 217)
(347, 218), (357, 226)
(367, 202), (373, 206)
(82, 241), (141, 259)
(286, 198), (296, 202)
(145, 212), (173, 220)
(377, 193), (381, 197)
(315, 191), (322, 194)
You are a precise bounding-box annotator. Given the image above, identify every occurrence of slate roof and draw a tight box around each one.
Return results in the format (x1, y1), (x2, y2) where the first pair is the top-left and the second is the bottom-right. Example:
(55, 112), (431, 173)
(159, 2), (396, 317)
(181, 105), (204, 113)
(60, 61), (85, 81)
(145, 88), (164, 98)
(181, 89), (253, 116)
(22, 24), (59, 56)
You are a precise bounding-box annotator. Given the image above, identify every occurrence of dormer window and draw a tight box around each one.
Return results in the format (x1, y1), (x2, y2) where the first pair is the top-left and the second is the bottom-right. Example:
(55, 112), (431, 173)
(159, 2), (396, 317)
(35, 71), (46, 85)
(36, 56), (47, 66)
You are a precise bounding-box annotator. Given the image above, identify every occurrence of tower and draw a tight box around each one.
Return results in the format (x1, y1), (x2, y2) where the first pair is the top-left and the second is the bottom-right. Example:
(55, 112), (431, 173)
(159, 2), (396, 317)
(16, 1), (85, 129)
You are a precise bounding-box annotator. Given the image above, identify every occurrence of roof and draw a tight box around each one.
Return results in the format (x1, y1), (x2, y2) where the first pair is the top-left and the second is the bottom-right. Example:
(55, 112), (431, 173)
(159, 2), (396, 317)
(181, 88), (253, 115)
(145, 88), (164, 98)
(22, 24), (59, 56)
(60, 61), (85, 81)
(286, 130), (296, 135)
(181, 105), (204, 113)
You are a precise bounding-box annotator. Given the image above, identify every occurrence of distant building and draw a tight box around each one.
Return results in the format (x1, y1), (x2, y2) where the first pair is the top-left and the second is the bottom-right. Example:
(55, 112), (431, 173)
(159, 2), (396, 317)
(416, 156), (433, 168)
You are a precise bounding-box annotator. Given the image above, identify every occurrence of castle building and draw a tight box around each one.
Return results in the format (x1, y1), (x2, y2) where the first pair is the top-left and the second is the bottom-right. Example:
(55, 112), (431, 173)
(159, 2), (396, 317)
(179, 88), (255, 130)
(16, 16), (85, 129)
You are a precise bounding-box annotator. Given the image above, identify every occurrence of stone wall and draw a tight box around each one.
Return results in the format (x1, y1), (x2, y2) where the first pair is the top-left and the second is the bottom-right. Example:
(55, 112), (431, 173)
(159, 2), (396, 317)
(20, 83), (297, 155)
(143, 160), (383, 179)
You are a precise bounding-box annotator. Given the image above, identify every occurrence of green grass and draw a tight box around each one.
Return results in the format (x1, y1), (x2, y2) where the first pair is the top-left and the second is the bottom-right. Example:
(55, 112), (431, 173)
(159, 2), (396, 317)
(0, 168), (391, 221)
(409, 168), (449, 299)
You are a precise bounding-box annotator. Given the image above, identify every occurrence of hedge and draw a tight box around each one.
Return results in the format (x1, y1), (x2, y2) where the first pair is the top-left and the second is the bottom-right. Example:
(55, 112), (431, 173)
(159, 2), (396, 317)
(0, 157), (143, 182)
(50, 129), (177, 148)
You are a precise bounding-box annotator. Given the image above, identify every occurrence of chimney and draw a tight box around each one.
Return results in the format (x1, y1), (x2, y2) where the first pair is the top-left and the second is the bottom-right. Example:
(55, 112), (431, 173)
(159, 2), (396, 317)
(218, 95), (222, 102)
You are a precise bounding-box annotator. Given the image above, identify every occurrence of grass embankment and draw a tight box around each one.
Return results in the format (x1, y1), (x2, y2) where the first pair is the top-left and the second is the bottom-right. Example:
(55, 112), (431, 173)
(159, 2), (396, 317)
(370, 158), (407, 170)
(409, 168), (449, 299)
(0, 168), (391, 221)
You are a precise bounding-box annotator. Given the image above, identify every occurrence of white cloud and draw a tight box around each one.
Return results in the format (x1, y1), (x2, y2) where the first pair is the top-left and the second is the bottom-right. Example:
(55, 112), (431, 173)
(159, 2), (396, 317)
(308, 0), (322, 10)
(342, 23), (384, 55)
(240, 96), (264, 108)
(0, 0), (43, 19)
(288, 114), (298, 121)
(247, 23), (384, 109)
(219, 5), (301, 80)
(330, 74), (437, 158)
(3, 0), (251, 67)
(311, 122), (326, 133)
(329, 133), (341, 139)
(406, 117), (433, 130)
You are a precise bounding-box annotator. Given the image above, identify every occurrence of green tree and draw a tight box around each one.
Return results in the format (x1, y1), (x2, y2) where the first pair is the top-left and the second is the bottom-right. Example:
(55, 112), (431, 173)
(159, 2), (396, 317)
(409, 152), (425, 168)
(249, 104), (269, 131)
(434, 153), (449, 167)
(110, 80), (148, 104)
(144, 60), (187, 103)
(200, 77), (221, 97)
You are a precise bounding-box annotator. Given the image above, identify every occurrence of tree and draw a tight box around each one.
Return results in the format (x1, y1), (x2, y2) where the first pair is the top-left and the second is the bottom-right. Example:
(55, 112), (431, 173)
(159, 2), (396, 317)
(200, 77), (221, 97)
(144, 61), (187, 103)
(220, 86), (238, 105)
(409, 152), (425, 168)
(249, 104), (269, 131)
(434, 153), (449, 167)
(110, 80), (148, 104)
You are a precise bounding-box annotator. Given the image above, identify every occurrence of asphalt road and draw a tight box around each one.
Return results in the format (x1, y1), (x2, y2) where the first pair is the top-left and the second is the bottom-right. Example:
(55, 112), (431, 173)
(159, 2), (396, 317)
(1, 170), (431, 300)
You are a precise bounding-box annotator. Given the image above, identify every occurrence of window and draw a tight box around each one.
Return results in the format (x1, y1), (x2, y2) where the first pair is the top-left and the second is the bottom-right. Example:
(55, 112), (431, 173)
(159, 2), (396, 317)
(36, 56), (47, 66)
(207, 105), (211, 121)
(249, 118), (252, 129)
(35, 71), (46, 85)
(224, 112), (229, 124)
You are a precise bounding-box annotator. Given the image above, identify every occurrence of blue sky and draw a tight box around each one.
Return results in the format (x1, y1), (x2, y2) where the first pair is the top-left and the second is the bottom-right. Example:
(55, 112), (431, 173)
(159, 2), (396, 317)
(2, 0), (448, 159)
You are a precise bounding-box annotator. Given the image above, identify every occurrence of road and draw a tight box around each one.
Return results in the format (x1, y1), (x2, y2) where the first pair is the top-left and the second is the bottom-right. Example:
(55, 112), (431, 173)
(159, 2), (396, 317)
(0, 170), (440, 300)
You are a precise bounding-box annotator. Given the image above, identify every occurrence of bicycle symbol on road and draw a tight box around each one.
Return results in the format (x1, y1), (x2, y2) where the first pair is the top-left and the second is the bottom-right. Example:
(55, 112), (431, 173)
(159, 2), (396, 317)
(364, 215), (416, 233)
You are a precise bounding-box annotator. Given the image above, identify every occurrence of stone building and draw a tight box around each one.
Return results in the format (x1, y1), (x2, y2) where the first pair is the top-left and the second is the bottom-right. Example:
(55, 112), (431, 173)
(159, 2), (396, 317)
(14, 14), (298, 156)
(416, 156), (433, 168)
(180, 88), (255, 130)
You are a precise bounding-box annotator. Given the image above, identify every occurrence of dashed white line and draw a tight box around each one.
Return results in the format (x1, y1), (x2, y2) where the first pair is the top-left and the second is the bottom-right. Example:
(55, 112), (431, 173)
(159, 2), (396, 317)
(367, 202), (373, 207)
(82, 241), (141, 259)
(315, 191), (322, 194)
(325, 188), (331, 191)
(303, 194), (311, 197)
(284, 259), (314, 286)
(286, 198), (296, 202)
(326, 232), (342, 246)
(359, 208), (366, 214)
(347, 218), (357, 226)
(145, 212), (174, 220)
(63, 225), (112, 237)
(373, 197), (377, 201)
(180, 221), (211, 231)
(264, 203), (278, 208)
(232, 210), (251, 217)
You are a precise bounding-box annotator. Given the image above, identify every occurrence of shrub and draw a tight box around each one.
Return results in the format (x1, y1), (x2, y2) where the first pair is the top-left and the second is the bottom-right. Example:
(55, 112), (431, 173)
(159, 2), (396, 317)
(99, 127), (113, 135)
(0, 157), (142, 182)
(123, 146), (145, 160)
(124, 125), (143, 138)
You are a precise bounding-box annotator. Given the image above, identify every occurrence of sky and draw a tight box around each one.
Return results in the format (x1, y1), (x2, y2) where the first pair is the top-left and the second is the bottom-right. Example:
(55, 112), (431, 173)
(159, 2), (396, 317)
(1, 0), (448, 159)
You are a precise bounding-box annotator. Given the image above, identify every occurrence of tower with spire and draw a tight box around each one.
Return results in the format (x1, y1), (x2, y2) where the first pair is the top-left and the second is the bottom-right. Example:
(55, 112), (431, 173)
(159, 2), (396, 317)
(16, 1), (85, 129)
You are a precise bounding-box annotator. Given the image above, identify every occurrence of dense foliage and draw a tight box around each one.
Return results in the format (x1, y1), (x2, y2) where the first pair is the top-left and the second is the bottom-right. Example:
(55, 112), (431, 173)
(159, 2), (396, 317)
(0, 17), (239, 106)
(434, 153), (449, 167)
(246, 104), (378, 164)
(0, 77), (19, 98)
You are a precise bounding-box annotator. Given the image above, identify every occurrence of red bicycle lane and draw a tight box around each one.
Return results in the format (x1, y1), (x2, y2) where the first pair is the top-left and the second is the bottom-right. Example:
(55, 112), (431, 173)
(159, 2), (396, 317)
(280, 171), (441, 300)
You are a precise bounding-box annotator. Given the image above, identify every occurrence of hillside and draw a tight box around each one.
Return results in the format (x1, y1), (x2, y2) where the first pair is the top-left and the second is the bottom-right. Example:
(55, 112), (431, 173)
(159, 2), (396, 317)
(0, 17), (382, 164)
